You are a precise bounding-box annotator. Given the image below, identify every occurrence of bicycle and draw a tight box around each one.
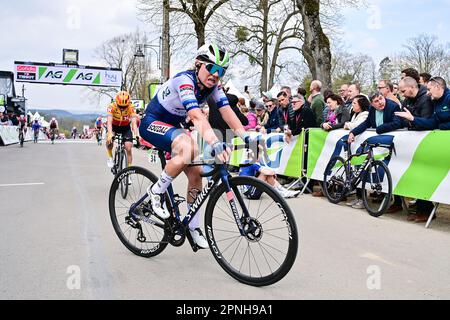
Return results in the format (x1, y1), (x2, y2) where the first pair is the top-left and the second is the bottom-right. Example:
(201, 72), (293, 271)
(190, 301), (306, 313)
(18, 127), (25, 147)
(322, 141), (394, 217)
(108, 145), (299, 287)
(110, 133), (130, 199)
(50, 128), (58, 144)
(95, 129), (102, 146)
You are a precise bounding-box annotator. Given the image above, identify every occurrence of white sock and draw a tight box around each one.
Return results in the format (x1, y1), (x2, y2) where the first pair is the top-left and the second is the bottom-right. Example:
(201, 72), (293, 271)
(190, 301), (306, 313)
(187, 203), (201, 231)
(151, 171), (174, 195)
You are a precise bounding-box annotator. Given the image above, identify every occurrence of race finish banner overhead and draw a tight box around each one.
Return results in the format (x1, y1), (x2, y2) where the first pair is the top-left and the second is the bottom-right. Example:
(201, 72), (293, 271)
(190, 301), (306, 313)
(14, 61), (122, 87)
(307, 128), (450, 205)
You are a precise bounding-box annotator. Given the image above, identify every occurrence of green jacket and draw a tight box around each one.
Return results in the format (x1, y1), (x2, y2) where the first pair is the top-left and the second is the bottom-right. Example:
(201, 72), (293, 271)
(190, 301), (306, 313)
(311, 93), (326, 125)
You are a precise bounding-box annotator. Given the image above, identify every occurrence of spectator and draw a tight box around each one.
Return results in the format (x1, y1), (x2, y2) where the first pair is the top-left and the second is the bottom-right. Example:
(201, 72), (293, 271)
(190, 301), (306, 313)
(399, 77), (434, 128)
(419, 72), (432, 86)
(394, 76), (435, 222)
(392, 82), (402, 102)
(284, 95), (316, 144)
(9, 113), (19, 126)
(346, 83), (362, 113)
(260, 99), (280, 134)
(277, 91), (293, 132)
(281, 86), (292, 100)
(344, 95), (370, 130)
(237, 97), (246, 109)
(0, 108), (12, 126)
(255, 103), (269, 128)
(241, 105), (258, 131)
(378, 80), (402, 107)
(309, 80), (326, 125)
(339, 84), (350, 103)
(297, 86), (311, 108)
(395, 76), (450, 131)
(321, 94), (351, 131)
(261, 91), (273, 103)
(401, 68), (420, 83)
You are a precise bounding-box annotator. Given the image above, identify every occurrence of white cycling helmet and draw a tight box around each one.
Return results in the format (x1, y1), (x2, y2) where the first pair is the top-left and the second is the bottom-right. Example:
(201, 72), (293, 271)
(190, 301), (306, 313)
(0, 106), (5, 113)
(52, 117), (56, 121)
(196, 43), (231, 69)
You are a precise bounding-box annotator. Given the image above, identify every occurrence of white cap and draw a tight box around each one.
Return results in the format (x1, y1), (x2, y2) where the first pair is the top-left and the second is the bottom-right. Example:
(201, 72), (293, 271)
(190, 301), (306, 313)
(0, 106), (5, 113)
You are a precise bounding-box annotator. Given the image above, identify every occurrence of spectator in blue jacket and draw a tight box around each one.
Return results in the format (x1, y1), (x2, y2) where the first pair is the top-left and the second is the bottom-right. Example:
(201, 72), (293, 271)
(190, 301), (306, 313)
(259, 98), (279, 133)
(395, 76), (450, 131)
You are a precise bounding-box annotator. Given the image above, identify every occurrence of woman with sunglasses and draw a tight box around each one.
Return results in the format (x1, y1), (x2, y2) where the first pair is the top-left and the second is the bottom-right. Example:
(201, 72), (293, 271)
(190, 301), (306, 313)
(139, 43), (248, 249)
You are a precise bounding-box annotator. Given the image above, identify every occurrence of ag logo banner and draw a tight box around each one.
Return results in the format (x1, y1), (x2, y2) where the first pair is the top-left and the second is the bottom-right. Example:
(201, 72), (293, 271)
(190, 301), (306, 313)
(14, 62), (122, 87)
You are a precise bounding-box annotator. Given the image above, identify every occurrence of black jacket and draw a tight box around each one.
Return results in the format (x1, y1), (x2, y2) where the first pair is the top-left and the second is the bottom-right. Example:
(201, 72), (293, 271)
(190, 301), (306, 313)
(207, 93), (248, 143)
(264, 107), (280, 133)
(402, 85), (434, 130)
(287, 106), (317, 136)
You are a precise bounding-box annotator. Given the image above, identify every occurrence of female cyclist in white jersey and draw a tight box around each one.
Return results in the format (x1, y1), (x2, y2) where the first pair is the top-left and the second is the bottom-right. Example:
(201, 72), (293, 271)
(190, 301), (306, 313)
(139, 43), (248, 248)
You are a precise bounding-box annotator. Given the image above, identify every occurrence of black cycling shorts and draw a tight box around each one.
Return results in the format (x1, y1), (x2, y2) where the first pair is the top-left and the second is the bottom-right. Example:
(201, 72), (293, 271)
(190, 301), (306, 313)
(112, 125), (133, 143)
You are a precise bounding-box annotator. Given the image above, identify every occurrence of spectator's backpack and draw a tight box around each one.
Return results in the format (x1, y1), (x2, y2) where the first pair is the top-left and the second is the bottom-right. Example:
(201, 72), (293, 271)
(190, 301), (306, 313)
(50, 120), (57, 129)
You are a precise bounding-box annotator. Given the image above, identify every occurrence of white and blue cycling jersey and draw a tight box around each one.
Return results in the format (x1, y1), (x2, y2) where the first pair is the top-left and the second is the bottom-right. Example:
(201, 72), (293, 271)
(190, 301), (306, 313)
(139, 70), (230, 151)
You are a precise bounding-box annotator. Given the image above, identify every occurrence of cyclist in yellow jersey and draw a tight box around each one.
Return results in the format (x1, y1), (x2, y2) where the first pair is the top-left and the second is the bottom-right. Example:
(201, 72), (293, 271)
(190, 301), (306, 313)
(106, 91), (139, 169)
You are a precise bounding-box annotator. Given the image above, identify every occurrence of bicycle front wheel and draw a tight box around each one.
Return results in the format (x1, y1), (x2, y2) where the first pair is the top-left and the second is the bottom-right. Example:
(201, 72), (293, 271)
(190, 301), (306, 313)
(361, 160), (392, 217)
(204, 176), (299, 287)
(109, 166), (170, 258)
(119, 151), (129, 199)
(323, 156), (349, 204)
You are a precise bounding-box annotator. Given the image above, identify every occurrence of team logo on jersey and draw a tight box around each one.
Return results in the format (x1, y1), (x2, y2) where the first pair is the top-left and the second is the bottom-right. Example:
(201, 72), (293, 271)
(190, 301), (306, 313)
(147, 121), (173, 135)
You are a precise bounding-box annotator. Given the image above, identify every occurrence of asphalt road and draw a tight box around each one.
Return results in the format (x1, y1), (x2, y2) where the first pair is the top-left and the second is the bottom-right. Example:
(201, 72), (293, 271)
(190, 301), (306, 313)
(1, 140), (450, 300)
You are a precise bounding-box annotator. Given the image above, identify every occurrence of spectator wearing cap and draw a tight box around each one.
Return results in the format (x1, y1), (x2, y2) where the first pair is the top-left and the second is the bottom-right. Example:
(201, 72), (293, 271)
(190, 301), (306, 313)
(262, 91), (273, 103)
(309, 80), (326, 125)
(255, 103), (269, 128)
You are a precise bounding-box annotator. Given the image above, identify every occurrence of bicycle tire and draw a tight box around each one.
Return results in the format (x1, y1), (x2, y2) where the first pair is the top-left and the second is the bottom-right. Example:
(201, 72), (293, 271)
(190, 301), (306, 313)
(109, 166), (170, 258)
(323, 156), (349, 204)
(361, 160), (392, 217)
(119, 150), (129, 199)
(204, 176), (298, 287)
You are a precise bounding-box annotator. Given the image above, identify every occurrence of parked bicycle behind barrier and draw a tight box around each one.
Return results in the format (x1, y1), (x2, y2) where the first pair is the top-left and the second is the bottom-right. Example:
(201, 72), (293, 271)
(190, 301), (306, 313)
(322, 140), (395, 217)
(108, 141), (299, 287)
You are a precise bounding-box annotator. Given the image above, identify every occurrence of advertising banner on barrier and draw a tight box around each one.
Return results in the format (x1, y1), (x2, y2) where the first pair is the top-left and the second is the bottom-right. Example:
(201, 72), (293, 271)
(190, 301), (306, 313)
(306, 128), (450, 205)
(14, 62), (122, 87)
(229, 132), (304, 178)
(0, 126), (47, 145)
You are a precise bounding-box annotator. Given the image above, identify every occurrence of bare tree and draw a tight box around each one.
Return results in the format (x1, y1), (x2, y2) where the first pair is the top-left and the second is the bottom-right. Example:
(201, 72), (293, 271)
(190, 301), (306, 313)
(88, 30), (155, 104)
(137, 0), (231, 49)
(399, 34), (448, 75)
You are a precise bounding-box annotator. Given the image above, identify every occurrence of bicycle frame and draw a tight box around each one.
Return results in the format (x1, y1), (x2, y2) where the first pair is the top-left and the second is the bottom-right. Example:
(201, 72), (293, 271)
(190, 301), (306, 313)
(128, 150), (248, 238)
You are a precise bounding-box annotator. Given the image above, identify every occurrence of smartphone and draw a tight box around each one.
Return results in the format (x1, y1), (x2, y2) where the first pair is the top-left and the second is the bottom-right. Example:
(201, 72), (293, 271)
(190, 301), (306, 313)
(244, 85), (249, 92)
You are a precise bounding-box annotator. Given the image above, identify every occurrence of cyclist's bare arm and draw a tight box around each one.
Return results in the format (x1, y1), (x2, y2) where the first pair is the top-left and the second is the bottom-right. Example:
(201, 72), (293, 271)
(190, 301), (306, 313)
(107, 115), (114, 142)
(187, 108), (229, 162)
(131, 116), (138, 138)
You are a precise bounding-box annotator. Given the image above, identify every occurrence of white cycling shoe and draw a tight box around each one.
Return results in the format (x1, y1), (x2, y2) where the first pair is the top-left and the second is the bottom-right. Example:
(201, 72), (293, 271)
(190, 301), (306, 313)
(147, 187), (170, 220)
(107, 158), (114, 168)
(189, 228), (209, 249)
(277, 186), (300, 199)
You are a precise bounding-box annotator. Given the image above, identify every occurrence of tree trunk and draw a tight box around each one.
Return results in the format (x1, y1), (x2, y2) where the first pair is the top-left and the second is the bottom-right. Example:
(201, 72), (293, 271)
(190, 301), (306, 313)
(162, 0), (170, 82)
(260, 0), (269, 92)
(297, 0), (332, 89)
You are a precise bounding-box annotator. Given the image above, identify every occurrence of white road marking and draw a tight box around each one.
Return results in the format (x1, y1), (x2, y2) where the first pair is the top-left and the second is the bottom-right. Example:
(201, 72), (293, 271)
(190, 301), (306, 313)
(0, 183), (45, 187)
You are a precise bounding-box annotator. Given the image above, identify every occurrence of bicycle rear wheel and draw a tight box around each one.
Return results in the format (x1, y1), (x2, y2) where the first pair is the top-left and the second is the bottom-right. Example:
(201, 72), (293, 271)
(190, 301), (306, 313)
(109, 166), (170, 258)
(323, 156), (349, 204)
(361, 160), (392, 217)
(204, 176), (298, 287)
(119, 151), (129, 199)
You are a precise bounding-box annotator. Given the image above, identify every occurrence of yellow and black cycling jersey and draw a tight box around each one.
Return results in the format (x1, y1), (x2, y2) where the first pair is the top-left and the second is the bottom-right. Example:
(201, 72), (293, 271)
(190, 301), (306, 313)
(107, 102), (136, 127)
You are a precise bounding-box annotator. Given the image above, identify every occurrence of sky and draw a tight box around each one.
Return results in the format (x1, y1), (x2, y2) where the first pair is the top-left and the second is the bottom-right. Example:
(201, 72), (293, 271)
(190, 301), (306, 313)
(0, 0), (449, 113)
